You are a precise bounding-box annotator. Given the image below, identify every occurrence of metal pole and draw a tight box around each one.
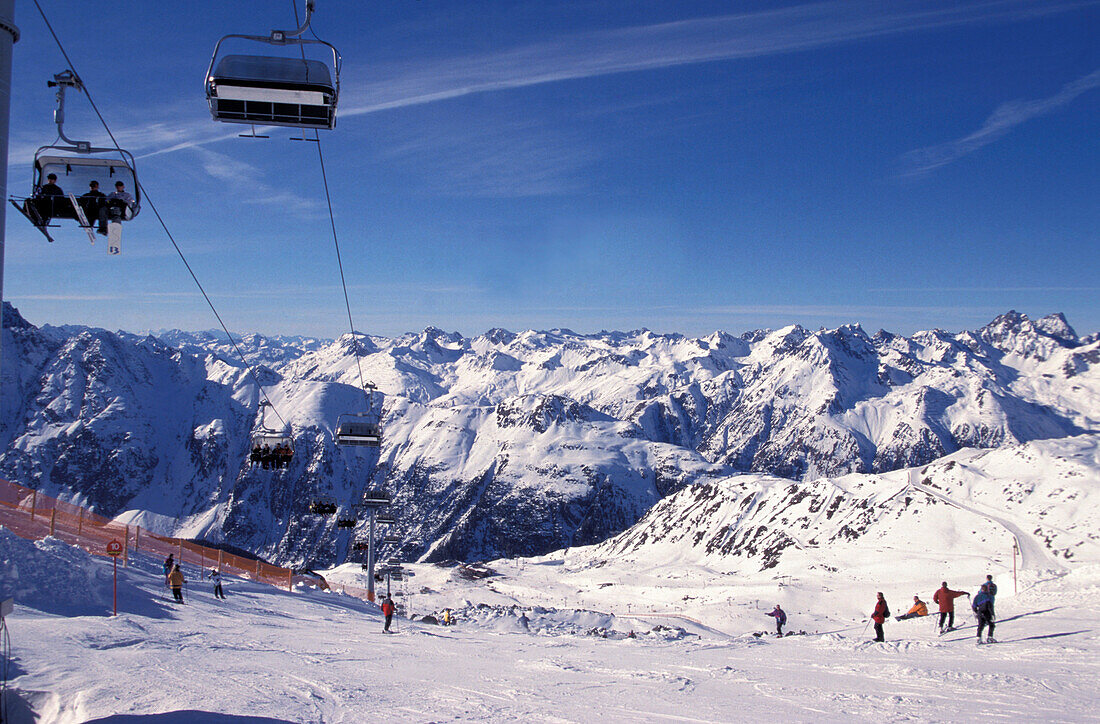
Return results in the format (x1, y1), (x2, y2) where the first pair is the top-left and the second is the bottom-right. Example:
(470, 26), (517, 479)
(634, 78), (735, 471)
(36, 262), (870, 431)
(366, 509), (376, 602)
(0, 1), (19, 398)
(1013, 541), (1019, 594)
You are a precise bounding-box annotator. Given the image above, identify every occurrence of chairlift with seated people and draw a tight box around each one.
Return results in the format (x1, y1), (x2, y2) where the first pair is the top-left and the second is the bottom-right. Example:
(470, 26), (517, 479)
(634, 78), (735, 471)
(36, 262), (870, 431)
(9, 71), (140, 254)
(308, 499), (337, 516)
(335, 507), (358, 528)
(205, 0), (341, 132)
(248, 401), (294, 470)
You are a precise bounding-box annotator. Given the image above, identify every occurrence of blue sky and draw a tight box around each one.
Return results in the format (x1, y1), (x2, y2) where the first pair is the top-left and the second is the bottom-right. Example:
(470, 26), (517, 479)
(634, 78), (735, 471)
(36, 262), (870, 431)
(4, 0), (1098, 339)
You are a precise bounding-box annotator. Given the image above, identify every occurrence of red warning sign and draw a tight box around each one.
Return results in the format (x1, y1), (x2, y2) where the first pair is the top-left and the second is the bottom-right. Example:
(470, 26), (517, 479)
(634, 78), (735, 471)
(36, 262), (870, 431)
(106, 540), (123, 557)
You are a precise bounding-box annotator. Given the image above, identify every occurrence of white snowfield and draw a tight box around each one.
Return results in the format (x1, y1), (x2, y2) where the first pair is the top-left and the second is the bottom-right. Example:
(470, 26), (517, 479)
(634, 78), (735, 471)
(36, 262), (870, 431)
(3, 507), (1100, 722)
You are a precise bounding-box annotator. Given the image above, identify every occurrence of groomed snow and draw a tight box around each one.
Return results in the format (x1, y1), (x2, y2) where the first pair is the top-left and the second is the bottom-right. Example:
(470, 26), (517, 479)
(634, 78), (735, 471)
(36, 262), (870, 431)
(3, 528), (1099, 723)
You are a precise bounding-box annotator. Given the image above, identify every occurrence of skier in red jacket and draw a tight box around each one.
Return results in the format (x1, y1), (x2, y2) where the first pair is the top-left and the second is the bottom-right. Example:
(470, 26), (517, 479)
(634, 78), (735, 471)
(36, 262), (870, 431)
(933, 581), (969, 633)
(381, 596), (396, 633)
(870, 592), (889, 642)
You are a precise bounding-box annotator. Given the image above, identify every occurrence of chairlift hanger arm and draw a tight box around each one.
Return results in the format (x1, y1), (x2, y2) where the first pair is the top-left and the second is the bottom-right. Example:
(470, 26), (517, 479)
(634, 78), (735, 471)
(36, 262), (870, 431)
(47, 70), (92, 151)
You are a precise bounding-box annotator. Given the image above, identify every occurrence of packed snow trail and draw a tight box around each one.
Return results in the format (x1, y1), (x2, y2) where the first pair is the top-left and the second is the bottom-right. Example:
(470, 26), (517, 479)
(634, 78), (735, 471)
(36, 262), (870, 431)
(908, 470), (1067, 575)
(4, 530), (1100, 722)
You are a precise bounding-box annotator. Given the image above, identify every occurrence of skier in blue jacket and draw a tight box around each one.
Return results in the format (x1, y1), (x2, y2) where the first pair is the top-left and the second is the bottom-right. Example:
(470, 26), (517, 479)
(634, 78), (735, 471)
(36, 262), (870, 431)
(973, 582), (996, 644)
(766, 604), (787, 637)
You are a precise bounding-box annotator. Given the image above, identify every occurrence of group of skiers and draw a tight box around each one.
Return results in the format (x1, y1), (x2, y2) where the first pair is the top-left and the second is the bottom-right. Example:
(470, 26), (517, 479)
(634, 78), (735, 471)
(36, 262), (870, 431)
(873, 574), (1000, 644)
(24, 175), (135, 234)
(249, 443), (293, 469)
(161, 554), (227, 603)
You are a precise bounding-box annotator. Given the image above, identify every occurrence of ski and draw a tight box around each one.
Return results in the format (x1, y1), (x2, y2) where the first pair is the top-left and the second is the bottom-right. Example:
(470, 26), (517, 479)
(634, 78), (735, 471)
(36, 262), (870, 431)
(10, 199), (55, 242)
(69, 194), (98, 245)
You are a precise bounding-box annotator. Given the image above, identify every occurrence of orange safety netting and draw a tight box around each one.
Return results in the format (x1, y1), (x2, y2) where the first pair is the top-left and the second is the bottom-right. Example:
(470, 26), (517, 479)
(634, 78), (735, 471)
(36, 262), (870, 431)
(0, 477), (327, 594)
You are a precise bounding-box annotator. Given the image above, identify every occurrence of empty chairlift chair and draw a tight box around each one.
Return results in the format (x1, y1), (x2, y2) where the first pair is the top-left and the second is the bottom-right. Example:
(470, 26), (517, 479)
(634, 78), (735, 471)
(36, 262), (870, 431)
(334, 413), (382, 448)
(205, 1), (340, 131)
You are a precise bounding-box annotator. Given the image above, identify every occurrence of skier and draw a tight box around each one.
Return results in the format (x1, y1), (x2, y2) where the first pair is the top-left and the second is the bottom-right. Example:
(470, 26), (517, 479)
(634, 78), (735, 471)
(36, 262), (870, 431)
(766, 604), (787, 637)
(933, 581), (969, 633)
(441, 608), (453, 626)
(168, 564), (185, 603)
(870, 592), (889, 642)
(895, 595), (929, 621)
(208, 568), (226, 600)
(78, 180), (105, 227)
(25, 173), (64, 226)
(984, 574), (998, 617)
(163, 554), (175, 585)
(973, 582), (996, 644)
(381, 596), (396, 633)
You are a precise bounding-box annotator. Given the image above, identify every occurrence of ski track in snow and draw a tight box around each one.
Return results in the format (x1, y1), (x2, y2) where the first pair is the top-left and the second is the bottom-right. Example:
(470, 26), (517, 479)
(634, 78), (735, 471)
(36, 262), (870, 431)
(2, 534), (1099, 723)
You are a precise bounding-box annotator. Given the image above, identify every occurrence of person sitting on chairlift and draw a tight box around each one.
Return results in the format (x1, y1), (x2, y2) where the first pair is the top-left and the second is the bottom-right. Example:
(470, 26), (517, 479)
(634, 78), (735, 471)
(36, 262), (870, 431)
(78, 180), (106, 227)
(98, 180), (135, 235)
(260, 444), (273, 470)
(26, 172), (64, 226)
(250, 444), (262, 468)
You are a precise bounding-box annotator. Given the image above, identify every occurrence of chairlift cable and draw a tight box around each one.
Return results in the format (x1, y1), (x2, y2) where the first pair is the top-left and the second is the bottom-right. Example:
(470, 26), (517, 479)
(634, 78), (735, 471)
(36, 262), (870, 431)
(30, 0), (289, 430)
(289, 1), (373, 409)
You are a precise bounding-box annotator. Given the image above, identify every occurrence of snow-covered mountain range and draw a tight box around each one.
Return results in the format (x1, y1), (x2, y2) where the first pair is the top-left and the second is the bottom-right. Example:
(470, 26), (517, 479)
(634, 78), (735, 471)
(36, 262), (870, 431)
(1, 302), (1096, 567)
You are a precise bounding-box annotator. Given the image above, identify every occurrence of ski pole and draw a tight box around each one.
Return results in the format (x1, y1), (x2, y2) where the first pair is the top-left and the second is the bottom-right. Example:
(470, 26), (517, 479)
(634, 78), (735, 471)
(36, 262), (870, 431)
(861, 618), (871, 637)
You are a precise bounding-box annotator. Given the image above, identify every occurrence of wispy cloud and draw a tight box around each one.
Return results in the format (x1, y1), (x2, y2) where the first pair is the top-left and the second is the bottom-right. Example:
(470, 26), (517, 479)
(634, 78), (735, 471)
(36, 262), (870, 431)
(900, 66), (1100, 176)
(188, 148), (322, 215)
(339, 0), (1098, 118)
(18, 0), (1086, 166)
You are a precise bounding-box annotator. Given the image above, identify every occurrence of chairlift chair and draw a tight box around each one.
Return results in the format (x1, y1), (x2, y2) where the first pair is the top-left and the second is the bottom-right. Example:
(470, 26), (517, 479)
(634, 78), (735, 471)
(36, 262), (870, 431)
(382, 534), (401, 544)
(359, 489), (391, 507)
(205, 1), (341, 131)
(352, 540), (369, 551)
(334, 412), (382, 448)
(376, 514), (397, 525)
(335, 507), (358, 528)
(250, 401), (293, 448)
(10, 71), (140, 252)
(308, 499), (337, 516)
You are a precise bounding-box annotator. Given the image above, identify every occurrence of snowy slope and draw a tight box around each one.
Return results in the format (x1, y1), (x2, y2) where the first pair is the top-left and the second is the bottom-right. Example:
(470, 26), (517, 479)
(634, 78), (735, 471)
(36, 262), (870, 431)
(1, 304), (1097, 567)
(3, 524), (1099, 723)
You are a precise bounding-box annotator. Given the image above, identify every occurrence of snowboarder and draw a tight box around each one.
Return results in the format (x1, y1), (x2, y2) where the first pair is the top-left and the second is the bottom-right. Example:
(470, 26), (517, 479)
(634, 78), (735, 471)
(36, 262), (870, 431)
(870, 592), (889, 642)
(973, 582), (996, 644)
(896, 595), (929, 621)
(381, 596), (396, 633)
(163, 554), (175, 585)
(208, 568), (226, 600)
(168, 564), (185, 603)
(933, 581), (969, 633)
(766, 604), (787, 636)
(518, 611), (530, 630)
